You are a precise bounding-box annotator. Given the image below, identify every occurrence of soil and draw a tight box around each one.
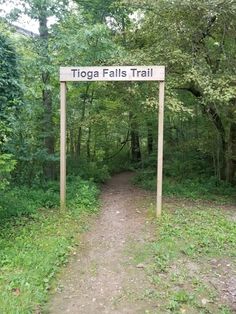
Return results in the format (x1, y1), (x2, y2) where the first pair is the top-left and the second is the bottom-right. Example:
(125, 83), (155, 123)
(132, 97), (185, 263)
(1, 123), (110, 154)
(47, 172), (236, 313)
(47, 172), (157, 314)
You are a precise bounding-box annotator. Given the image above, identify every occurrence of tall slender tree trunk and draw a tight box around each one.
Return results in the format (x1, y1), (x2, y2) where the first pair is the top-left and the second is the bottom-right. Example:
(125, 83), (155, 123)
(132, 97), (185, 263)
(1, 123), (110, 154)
(39, 12), (55, 180)
(129, 112), (141, 162)
(87, 126), (91, 161)
(76, 85), (90, 158)
(226, 122), (236, 183)
(147, 122), (153, 155)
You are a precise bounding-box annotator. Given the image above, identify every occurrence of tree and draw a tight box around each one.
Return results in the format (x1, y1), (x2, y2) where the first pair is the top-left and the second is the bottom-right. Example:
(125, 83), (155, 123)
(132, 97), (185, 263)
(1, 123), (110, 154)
(7, 0), (69, 179)
(0, 27), (21, 188)
(133, 0), (236, 183)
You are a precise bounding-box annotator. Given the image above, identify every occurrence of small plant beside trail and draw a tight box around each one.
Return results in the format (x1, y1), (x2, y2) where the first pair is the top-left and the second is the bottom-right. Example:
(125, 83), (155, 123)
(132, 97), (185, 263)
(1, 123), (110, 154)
(133, 169), (236, 203)
(130, 204), (236, 313)
(0, 177), (99, 313)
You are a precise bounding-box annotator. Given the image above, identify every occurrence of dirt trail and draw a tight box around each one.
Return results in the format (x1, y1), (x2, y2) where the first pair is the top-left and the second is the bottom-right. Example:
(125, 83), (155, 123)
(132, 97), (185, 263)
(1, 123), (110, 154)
(48, 172), (156, 314)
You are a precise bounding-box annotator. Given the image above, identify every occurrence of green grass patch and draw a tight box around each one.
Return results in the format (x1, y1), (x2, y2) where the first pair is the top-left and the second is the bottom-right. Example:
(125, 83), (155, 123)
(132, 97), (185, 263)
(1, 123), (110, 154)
(138, 205), (236, 313)
(153, 206), (235, 263)
(133, 170), (236, 203)
(0, 177), (99, 313)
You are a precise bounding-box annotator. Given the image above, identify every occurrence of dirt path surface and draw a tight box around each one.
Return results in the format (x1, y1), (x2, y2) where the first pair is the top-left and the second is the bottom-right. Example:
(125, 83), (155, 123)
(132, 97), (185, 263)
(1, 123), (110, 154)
(48, 172), (156, 314)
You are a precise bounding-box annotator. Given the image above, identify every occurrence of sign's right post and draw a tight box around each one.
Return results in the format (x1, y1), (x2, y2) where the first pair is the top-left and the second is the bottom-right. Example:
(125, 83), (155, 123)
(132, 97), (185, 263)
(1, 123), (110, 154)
(157, 81), (165, 216)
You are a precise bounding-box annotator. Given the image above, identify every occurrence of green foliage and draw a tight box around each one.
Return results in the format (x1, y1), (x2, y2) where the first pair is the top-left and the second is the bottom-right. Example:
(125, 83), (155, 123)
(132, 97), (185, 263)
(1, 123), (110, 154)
(0, 32), (21, 116)
(140, 0), (236, 182)
(142, 205), (236, 313)
(154, 207), (236, 261)
(0, 30), (22, 160)
(67, 176), (99, 212)
(107, 150), (134, 174)
(0, 176), (99, 220)
(127, 201), (235, 313)
(0, 176), (98, 313)
(168, 290), (194, 311)
(0, 27), (22, 188)
(0, 154), (16, 190)
(133, 170), (235, 202)
(1, 0), (235, 187)
(68, 159), (110, 183)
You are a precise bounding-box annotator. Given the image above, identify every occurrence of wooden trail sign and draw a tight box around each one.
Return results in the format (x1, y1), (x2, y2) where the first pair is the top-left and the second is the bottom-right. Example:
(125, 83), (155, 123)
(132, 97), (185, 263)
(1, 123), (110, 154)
(60, 66), (165, 82)
(60, 66), (165, 216)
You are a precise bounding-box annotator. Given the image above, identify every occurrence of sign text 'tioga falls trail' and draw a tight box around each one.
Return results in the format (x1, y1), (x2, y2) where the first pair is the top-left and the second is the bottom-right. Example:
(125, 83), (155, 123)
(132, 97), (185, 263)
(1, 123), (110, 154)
(60, 66), (165, 82)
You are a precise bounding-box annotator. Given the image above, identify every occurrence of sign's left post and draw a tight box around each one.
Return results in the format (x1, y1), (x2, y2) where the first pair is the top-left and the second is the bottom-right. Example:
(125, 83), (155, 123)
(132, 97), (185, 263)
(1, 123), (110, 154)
(60, 82), (67, 210)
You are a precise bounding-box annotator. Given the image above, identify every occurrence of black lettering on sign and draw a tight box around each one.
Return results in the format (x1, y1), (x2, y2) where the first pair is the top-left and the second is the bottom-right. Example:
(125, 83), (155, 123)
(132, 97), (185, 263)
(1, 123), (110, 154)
(122, 70), (127, 77)
(103, 68), (128, 78)
(131, 68), (153, 78)
(69, 67), (155, 80)
(109, 70), (115, 77)
(71, 69), (77, 78)
(131, 68), (137, 76)
(70, 69), (100, 80)
(103, 69), (109, 77)
(87, 71), (93, 80)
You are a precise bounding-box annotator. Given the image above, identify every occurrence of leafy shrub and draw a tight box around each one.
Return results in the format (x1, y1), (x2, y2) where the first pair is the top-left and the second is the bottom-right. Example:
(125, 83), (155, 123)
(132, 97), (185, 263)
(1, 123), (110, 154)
(0, 176), (99, 312)
(68, 158), (110, 183)
(67, 176), (99, 214)
(0, 154), (16, 190)
(0, 176), (99, 220)
(133, 170), (235, 202)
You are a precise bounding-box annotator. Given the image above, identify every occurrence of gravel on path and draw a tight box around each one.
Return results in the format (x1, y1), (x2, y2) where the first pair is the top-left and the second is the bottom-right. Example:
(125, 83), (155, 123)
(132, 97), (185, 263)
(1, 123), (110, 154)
(48, 172), (156, 314)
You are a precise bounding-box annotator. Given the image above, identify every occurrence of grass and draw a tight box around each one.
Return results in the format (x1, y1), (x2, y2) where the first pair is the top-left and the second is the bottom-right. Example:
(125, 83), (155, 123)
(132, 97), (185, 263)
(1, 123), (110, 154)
(129, 204), (236, 313)
(153, 206), (235, 264)
(0, 177), (99, 314)
(132, 170), (236, 203)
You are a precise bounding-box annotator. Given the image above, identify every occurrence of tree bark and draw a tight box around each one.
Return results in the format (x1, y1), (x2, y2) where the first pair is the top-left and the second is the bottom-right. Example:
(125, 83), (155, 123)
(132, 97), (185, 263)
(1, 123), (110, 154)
(87, 126), (91, 161)
(39, 11), (55, 180)
(76, 84), (90, 158)
(147, 122), (153, 155)
(129, 112), (141, 162)
(226, 121), (236, 183)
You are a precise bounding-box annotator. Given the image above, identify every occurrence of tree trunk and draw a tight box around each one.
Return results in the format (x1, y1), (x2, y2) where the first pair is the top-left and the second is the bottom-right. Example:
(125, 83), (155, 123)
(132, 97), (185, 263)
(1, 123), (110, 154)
(129, 112), (141, 162)
(87, 126), (91, 161)
(76, 85), (90, 158)
(186, 85), (229, 181)
(147, 122), (153, 155)
(39, 12), (55, 180)
(226, 122), (236, 183)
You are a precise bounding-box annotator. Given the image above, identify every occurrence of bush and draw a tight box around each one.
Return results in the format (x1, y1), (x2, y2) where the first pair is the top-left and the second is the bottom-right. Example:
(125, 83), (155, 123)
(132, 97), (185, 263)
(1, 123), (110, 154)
(0, 176), (99, 313)
(0, 154), (16, 190)
(0, 176), (99, 221)
(132, 170), (235, 202)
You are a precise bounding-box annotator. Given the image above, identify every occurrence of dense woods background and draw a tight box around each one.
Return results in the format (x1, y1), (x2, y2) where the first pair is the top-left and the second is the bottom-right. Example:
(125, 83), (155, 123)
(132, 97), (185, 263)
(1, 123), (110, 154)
(0, 0), (236, 208)
(0, 1), (236, 312)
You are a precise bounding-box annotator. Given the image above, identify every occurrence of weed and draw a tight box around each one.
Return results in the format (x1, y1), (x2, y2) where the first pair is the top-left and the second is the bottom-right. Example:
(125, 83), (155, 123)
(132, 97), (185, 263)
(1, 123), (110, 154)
(132, 170), (236, 203)
(136, 205), (236, 313)
(0, 177), (99, 313)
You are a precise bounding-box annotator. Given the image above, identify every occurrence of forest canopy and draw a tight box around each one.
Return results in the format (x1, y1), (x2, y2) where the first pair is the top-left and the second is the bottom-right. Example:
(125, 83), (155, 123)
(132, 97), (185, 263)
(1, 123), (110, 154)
(0, 0), (235, 189)
(0, 1), (235, 312)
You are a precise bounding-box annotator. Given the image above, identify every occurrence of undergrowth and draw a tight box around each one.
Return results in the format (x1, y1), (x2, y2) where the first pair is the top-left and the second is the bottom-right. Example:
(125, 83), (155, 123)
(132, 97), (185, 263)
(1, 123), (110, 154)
(150, 206), (236, 313)
(133, 169), (236, 203)
(130, 205), (236, 313)
(154, 207), (236, 263)
(0, 177), (99, 313)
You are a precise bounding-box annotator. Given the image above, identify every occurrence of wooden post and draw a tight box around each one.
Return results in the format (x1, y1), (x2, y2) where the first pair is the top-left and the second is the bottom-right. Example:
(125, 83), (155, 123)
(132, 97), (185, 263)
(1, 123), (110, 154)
(157, 81), (165, 216)
(59, 66), (165, 214)
(60, 82), (66, 210)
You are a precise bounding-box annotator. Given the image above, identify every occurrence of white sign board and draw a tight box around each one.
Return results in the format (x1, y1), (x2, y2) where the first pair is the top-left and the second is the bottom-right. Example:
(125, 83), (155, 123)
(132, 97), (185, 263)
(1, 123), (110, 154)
(60, 66), (165, 82)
